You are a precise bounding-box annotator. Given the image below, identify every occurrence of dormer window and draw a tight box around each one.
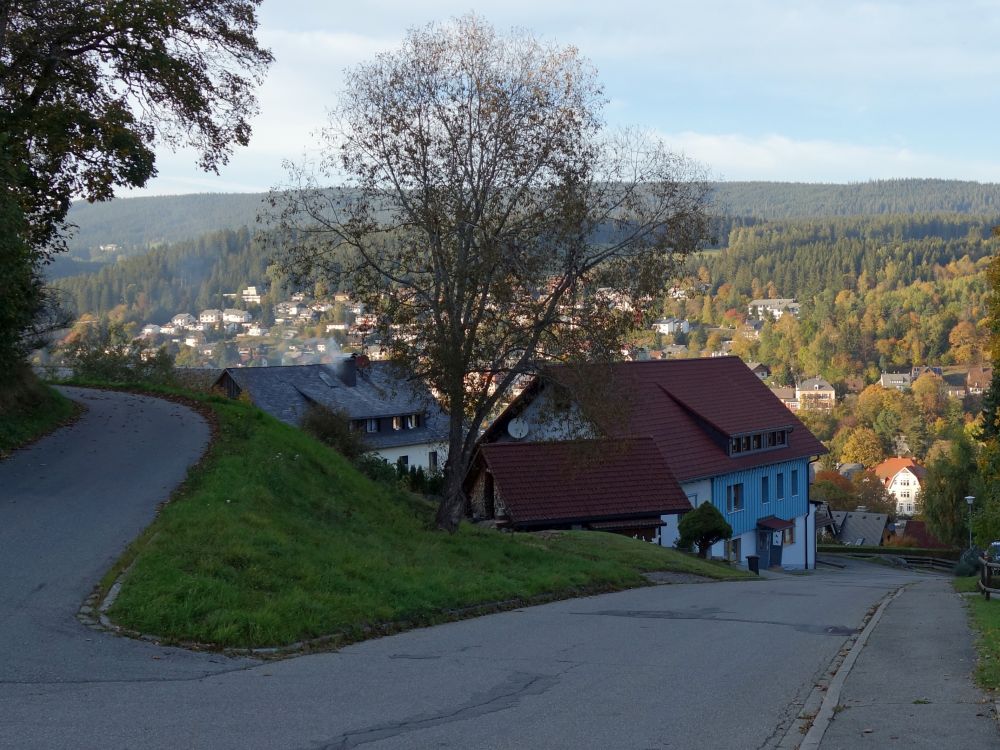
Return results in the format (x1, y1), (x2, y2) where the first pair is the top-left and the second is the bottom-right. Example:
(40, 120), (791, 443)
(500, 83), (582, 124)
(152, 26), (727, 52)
(730, 429), (789, 457)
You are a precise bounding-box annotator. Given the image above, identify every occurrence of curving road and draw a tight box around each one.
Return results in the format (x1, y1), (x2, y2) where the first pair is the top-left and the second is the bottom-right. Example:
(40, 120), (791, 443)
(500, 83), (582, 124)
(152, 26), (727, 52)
(0, 387), (256, 685)
(0, 389), (992, 749)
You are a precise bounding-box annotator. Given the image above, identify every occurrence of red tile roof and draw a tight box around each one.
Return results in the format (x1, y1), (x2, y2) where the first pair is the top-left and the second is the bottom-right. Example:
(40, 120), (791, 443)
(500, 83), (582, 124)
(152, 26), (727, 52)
(549, 357), (827, 482)
(899, 520), (950, 550)
(479, 438), (692, 526)
(873, 457), (926, 486)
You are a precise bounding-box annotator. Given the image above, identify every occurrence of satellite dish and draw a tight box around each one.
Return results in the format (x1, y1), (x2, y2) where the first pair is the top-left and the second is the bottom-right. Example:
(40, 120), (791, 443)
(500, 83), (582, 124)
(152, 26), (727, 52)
(507, 417), (529, 440)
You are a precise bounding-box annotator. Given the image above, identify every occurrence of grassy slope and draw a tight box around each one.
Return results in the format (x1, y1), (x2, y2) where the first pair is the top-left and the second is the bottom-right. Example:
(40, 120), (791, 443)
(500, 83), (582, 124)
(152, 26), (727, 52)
(0, 374), (78, 457)
(955, 577), (1000, 689)
(110, 390), (749, 648)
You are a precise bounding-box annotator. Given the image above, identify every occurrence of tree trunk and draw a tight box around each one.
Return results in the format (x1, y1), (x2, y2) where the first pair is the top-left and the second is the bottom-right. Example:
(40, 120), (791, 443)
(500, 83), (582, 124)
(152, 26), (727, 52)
(435, 464), (467, 532)
(435, 381), (470, 532)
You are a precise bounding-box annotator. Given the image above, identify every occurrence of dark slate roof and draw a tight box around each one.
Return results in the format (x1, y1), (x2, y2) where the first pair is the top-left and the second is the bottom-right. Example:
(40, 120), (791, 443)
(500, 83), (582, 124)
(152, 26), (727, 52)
(216, 362), (449, 449)
(831, 511), (889, 545)
(480, 438), (692, 526)
(548, 357), (827, 483)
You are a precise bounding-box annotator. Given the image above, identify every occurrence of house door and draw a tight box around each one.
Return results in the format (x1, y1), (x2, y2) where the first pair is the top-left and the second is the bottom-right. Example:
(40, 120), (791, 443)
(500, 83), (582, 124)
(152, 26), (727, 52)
(770, 531), (783, 567)
(756, 530), (772, 568)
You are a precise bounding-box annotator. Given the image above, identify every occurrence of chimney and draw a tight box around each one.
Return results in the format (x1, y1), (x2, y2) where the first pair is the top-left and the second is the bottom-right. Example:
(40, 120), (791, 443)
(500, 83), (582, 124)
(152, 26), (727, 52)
(337, 354), (357, 387)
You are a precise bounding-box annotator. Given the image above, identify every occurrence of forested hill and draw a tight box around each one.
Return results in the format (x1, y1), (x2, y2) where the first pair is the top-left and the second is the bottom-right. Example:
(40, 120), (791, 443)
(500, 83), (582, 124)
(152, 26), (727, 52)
(63, 178), (1000, 261)
(66, 192), (268, 254)
(699, 213), (997, 302)
(711, 179), (1000, 220)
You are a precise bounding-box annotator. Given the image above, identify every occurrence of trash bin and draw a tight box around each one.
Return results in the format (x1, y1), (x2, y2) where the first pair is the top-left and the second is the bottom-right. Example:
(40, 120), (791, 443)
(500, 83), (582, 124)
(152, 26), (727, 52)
(746, 555), (760, 575)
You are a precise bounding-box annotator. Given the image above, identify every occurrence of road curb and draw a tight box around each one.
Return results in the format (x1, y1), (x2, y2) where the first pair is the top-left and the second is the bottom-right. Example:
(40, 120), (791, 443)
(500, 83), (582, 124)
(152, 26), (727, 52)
(794, 585), (906, 750)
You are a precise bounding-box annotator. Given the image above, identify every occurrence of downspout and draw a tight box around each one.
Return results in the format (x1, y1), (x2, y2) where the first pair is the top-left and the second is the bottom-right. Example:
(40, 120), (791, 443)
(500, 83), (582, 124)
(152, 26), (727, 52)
(807, 457), (821, 570)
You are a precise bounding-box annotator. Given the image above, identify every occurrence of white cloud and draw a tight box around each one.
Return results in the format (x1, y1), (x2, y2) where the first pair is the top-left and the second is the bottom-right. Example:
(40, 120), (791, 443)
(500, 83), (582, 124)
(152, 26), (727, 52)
(659, 131), (1000, 183)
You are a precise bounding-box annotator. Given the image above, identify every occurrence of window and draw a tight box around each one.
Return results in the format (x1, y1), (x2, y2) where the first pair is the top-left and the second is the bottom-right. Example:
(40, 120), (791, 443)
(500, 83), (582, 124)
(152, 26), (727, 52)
(906, 503), (914, 513)
(727, 537), (742, 562)
(729, 430), (790, 457)
(392, 416), (402, 431)
(761, 476), (770, 504)
(726, 483), (744, 513)
(397, 455), (409, 469)
(791, 469), (799, 497)
(404, 414), (416, 429)
(428, 451), (438, 471)
(782, 526), (795, 545)
(777, 472), (785, 501)
(366, 418), (379, 433)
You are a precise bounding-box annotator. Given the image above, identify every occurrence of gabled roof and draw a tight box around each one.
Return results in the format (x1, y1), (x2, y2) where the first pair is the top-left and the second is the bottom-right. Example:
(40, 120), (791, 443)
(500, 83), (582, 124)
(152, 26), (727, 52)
(831, 511), (889, 545)
(798, 376), (834, 392)
(479, 438), (691, 526)
(568, 358), (826, 482)
(489, 357), (826, 483)
(873, 457), (926, 485)
(215, 362), (449, 449)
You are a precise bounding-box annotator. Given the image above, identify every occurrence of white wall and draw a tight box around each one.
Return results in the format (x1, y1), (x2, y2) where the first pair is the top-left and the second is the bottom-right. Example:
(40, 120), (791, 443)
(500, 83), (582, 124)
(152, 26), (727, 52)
(499, 388), (596, 443)
(660, 479), (711, 548)
(375, 442), (448, 472)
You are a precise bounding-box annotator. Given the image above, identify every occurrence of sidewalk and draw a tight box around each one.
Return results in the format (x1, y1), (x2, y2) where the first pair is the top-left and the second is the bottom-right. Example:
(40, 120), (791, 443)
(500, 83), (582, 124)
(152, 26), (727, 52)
(819, 576), (999, 748)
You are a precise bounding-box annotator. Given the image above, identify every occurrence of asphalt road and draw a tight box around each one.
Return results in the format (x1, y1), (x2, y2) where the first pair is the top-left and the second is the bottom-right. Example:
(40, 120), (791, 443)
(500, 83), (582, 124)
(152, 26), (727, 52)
(0, 389), (971, 749)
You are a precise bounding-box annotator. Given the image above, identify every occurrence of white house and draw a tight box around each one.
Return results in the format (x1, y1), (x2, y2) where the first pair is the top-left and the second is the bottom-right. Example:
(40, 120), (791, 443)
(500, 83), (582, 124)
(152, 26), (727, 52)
(214, 356), (449, 472)
(140, 324), (161, 337)
(241, 286), (262, 304)
(651, 318), (690, 335)
(199, 309), (224, 324)
(874, 457), (926, 516)
(223, 308), (252, 324)
(748, 299), (800, 321)
(171, 313), (197, 329)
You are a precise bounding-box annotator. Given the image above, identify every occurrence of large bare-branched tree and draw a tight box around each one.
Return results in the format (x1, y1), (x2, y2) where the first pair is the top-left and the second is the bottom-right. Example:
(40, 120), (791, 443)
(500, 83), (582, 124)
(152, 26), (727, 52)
(274, 15), (711, 531)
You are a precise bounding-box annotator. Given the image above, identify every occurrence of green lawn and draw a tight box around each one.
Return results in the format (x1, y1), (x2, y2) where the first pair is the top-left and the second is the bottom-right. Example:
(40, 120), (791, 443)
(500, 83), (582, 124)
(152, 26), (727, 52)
(955, 576), (1000, 689)
(108, 388), (749, 649)
(0, 375), (78, 457)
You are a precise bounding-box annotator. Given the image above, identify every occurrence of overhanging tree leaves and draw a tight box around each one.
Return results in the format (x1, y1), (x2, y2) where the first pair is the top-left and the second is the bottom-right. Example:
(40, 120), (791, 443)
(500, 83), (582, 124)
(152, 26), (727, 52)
(0, 0), (272, 380)
(274, 15), (711, 531)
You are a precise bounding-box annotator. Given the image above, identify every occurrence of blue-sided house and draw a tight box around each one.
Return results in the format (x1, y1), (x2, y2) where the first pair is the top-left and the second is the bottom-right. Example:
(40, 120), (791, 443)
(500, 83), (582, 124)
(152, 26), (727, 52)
(473, 357), (828, 569)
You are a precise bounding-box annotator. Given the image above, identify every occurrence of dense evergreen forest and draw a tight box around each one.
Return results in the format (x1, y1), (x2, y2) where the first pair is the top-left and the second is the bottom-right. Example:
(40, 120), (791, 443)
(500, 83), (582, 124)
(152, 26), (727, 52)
(59, 179), (1000, 268)
(55, 228), (276, 325)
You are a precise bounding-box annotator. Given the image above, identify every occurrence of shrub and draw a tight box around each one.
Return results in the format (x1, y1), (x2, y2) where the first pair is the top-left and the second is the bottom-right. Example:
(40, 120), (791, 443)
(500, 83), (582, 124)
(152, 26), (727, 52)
(299, 403), (369, 461)
(677, 502), (733, 559)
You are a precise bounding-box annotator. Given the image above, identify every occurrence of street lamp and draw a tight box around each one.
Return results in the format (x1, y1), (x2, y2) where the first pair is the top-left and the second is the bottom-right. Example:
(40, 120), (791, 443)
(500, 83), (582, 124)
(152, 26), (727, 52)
(965, 495), (976, 550)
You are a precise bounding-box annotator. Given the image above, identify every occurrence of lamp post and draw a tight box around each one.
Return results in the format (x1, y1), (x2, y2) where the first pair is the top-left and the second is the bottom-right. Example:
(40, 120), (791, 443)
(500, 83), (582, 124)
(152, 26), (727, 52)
(965, 495), (976, 550)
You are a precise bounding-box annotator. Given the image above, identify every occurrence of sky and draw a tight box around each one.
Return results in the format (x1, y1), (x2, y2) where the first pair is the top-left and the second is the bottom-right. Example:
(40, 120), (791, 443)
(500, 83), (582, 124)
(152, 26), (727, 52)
(131, 0), (1000, 196)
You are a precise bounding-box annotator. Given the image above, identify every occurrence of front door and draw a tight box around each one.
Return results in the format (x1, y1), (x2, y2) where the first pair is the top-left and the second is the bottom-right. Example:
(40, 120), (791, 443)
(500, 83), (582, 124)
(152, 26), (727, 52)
(770, 531), (783, 567)
(756, 530), (772, 568)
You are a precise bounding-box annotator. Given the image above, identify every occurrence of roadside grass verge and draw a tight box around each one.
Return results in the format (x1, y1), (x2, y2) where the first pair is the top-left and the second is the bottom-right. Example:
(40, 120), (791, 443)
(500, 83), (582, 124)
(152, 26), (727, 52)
(103, 386), (749, 649)
(0, 371), (79, 457)
(954, 576), (979, 594)
(955, 577), (1000, 689)
(965, 597), (1000, 689)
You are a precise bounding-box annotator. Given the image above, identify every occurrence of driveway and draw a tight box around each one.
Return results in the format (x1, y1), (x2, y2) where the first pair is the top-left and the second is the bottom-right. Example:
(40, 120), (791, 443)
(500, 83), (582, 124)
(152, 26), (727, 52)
(0, 389), (980, 748)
